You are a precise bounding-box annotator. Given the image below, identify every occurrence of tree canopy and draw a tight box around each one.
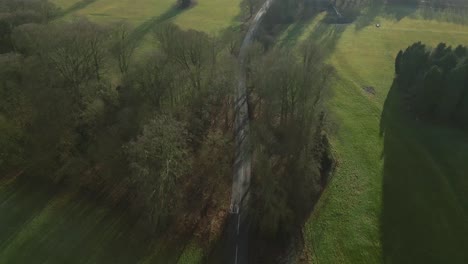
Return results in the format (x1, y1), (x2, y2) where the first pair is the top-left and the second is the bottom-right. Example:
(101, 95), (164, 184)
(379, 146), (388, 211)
(394, 42), (468, 128)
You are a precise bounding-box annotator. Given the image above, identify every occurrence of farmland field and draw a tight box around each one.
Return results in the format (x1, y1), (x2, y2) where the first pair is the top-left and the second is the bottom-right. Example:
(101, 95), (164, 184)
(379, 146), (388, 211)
(293, 5), (468, 264)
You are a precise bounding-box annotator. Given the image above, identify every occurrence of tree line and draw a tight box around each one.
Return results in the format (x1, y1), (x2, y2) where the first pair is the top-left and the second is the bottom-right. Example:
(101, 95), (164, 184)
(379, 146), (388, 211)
(378, 0), (466, 7)
(394, 42), (468, 128)
(246, 40), (335, 237)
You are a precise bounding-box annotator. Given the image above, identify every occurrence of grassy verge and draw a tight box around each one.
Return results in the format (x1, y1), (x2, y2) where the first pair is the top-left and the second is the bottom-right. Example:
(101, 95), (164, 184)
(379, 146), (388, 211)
(0, 178), (161, 263)
(291, 5), (468, 264)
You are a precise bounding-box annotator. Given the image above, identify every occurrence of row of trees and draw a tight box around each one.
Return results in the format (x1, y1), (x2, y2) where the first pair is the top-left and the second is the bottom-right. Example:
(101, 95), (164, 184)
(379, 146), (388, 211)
(421, 0), (468, 8)
(394, 42), (468, 128)
(123, 24), (238, 228)
(0, 0), (60, 53)
(383, 0), (467, 7)
(246, 41), (335, 236)
(257, 0), (327, 47)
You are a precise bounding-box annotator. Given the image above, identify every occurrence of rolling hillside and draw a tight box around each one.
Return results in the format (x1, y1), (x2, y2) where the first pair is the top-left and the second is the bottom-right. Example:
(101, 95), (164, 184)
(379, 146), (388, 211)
(283, 4), (468, 264)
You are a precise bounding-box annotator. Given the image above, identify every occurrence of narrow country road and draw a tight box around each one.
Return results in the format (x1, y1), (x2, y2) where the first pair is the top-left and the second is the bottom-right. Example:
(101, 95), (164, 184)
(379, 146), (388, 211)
(229, 0), (275, 263)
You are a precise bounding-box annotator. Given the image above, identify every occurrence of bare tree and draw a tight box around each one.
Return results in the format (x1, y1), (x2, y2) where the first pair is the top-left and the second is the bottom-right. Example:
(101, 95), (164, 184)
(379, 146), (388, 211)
(111, 22), (136, 75)
(156, 24), (218, 93)
(126, 115), (191, 227)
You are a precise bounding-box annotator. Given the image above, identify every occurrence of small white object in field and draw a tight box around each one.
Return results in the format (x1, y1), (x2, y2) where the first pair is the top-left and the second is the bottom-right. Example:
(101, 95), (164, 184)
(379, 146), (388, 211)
(376, 23), (381, 28)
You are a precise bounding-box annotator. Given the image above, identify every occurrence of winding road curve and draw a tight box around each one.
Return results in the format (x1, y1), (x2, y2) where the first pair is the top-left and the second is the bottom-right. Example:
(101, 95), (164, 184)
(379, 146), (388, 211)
(229, 0), (275, 263)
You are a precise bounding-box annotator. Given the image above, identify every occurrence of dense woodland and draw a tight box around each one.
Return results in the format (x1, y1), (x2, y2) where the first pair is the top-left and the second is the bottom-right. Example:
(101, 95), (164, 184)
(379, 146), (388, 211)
(394, 42), (468, 129)
(0, 0), (236, 232)
(248, 43), (334, 236)
(0, 0), (333, 242)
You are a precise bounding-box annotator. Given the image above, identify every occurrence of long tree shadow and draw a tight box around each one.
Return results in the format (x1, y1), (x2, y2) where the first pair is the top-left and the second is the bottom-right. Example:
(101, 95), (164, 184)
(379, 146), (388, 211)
(257, 2), (328, 49)
(278, 19), (315, 48)
(60, 0), (99, 17)
(0, 179), (52, 253)
(277, 7), (328, 49)
(0, 177), (182, 263)
(305, 21), (346, 57)
(380, 81), (468, 264)
(129, 6), (186, 45)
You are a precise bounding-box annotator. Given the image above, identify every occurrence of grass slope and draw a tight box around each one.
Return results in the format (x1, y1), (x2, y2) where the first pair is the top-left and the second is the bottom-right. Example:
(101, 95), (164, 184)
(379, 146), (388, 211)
(0, 177), (206, 263)
(291, 6), (468, 264)
(0, 179), (152, 263)
(51, 0), (241, 32)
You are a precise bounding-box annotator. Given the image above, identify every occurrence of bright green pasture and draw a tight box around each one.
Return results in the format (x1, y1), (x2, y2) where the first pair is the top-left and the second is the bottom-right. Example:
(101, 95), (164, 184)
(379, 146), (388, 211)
(285, 5), (468, 264)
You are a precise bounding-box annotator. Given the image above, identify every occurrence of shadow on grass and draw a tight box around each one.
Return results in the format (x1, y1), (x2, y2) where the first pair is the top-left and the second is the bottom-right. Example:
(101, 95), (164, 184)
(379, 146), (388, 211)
(380, 81), (468, 264)
(0, 180), (52, 253)
(277, 14), (320, 48)
(60, 0), (99, 17)
(305, 21), (346, 57)
(274, 10), (347, 51)
(0, 177), (180, 264)
(254, 2), (328, 49)
(129, 6), (186, 45)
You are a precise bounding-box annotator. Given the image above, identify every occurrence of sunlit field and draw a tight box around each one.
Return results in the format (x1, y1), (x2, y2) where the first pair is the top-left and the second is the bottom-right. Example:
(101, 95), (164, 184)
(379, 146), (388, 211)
(52, 0), (241, 32)
(283, 5), (468, 264)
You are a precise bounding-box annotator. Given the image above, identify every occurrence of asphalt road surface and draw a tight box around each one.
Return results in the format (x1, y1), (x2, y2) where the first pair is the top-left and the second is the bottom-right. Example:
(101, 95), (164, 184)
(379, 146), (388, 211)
(229, 0), (275, 263)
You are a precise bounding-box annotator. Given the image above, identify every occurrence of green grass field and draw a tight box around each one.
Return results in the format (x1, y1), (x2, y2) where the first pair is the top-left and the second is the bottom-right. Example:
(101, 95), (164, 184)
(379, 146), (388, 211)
(292, 5), (468, 264)
(0, 177), (205, 263)
(52, 0), (241, 32)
